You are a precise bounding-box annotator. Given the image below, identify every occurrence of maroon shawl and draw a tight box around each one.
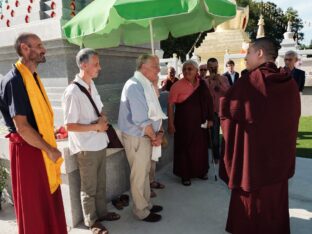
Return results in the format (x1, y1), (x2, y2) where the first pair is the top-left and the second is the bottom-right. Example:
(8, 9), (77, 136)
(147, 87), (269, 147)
(219, 62), (300, 192)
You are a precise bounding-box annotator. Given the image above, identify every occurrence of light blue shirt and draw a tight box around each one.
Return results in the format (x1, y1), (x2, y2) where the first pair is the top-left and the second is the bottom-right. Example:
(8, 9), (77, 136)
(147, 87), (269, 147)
(118, 77), (161, 137)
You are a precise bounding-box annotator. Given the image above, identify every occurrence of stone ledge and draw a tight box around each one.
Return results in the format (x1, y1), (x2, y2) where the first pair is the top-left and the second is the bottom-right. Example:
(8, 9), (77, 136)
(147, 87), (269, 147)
(0, 129), (174, 228)
(57, 138), (125, 175)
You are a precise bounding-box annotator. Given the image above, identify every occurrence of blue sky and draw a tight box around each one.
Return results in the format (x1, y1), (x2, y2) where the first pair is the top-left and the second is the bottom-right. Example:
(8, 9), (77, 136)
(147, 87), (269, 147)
(264, 0), (312, 45)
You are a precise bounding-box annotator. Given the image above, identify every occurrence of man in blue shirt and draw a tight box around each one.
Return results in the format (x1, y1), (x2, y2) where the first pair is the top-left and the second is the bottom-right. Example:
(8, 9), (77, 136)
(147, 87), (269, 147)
(118, 54), (165, 222)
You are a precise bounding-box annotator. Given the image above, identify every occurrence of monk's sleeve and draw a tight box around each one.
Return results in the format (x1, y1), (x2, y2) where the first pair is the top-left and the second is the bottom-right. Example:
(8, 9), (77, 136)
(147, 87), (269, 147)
(219, 86), (247, 123)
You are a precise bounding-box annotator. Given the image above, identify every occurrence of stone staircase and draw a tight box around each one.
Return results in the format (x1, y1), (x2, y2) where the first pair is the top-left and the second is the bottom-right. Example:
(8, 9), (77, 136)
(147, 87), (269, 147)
(195, 30), (250, 57)
(194, 29), (251, 72)
(41, 77), (68, 127)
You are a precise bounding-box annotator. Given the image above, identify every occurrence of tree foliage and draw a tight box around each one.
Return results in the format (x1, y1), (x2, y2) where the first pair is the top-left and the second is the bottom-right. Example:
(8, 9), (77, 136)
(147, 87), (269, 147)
(0, 162), (8, 193)
(160, 31), (210, 61)
(236, 0), (304, 47)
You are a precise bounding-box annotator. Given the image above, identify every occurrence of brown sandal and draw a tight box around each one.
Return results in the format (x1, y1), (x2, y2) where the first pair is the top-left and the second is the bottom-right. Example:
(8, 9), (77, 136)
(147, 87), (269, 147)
(150, 189), (157, 198)
(150, 181), (165, 189)
(112, 198), (123, 210)
(119, 194), (129, 206)
(90, 221), (108, 234)
(98, 212), (120, 221)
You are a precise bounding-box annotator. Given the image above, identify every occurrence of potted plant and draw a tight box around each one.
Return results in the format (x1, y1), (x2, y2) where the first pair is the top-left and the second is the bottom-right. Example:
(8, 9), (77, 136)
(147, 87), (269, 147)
(0, 161), (9, 210)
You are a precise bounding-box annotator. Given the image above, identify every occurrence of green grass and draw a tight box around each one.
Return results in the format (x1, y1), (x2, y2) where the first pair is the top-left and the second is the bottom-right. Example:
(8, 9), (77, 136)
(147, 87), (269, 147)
(297, 116), (312, 158)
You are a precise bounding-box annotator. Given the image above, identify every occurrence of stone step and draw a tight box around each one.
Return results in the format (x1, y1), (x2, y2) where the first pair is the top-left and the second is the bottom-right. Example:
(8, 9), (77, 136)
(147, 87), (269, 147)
(201, 37), (246, 45)
(45, 86), (66, 93)
(41, 78), (69, 87)
(53, 107), (64, 126)
(50, 99), (62, 107)
(47, 92), (63, 100)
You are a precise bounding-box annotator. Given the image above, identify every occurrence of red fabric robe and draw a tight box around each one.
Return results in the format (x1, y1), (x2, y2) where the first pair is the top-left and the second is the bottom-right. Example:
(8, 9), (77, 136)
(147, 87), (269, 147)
(219, 63), (300, 234)
(7, 133), (67, 234)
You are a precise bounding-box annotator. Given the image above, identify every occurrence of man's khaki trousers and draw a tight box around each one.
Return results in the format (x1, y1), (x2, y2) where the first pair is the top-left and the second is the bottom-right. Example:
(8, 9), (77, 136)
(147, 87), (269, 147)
(122, 133), (153, 219)
(76, 149), (107, 227)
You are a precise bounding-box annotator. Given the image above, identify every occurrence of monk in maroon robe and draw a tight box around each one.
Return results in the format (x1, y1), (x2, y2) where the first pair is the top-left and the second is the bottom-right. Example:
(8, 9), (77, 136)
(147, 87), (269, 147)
(168, 60), (213, 186)
(219, 38), (300, 234)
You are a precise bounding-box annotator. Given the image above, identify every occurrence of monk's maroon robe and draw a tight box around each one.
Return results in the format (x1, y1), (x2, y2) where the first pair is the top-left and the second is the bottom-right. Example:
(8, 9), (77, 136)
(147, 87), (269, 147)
(7, 133), (67, 234)
(173, 80), (213, 179)
(219, 63), (300, 234)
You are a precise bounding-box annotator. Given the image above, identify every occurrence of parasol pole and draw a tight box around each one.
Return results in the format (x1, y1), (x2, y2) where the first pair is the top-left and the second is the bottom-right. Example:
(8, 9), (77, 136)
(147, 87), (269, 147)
(149, 19), (155, 55)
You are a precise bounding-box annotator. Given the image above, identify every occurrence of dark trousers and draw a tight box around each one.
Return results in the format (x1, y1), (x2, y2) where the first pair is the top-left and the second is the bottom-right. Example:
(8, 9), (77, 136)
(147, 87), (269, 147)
(211, 112), (220, 160)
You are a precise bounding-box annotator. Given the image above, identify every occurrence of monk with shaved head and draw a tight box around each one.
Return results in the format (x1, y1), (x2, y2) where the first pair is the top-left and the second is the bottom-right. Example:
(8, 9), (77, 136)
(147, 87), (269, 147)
(219, 37), (301, 234)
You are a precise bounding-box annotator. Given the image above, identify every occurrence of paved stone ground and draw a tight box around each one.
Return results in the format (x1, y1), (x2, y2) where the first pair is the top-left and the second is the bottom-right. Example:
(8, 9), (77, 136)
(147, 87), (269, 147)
(0, 158), (311, 234)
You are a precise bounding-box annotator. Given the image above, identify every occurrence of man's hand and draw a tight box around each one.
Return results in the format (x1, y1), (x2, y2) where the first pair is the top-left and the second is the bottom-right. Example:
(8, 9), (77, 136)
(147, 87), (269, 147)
(152, 133), (163, 146)
(46, 147), (62, 163)
(13, 115), (63, 160)
(100, 113), (108, 122)
(144, 125), (156, 141)
(96, 116), (109, 132)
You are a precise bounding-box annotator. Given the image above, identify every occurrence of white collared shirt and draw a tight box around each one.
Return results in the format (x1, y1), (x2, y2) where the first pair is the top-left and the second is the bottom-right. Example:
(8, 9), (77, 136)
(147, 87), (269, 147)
(230, 72), (236, 84)
(62, 75), (109, 155)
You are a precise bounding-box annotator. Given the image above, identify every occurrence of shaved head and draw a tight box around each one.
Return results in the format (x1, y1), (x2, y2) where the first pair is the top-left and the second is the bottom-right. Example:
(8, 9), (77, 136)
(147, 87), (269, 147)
(250, 37), (278, 61)
(245, 37), (279, 70)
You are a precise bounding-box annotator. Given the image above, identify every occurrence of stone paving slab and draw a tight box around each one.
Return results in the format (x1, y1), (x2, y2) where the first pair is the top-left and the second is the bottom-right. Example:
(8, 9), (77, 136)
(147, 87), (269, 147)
(0, 158), (311, 234)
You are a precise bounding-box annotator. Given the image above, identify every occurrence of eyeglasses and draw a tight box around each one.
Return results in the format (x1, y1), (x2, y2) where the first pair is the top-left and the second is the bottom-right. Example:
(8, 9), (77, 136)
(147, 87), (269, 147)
(200, 69), (207, 71)
(284, 58), (294, 61)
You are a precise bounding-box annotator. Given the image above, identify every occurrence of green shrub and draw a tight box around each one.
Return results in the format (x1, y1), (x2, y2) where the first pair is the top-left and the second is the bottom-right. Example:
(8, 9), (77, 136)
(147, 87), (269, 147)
(0, 162), (9, 193)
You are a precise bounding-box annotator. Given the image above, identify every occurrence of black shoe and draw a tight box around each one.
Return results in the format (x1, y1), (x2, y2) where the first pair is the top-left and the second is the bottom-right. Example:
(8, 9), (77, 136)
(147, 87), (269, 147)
(143, 212), (162, 222)
(150, 205), (163, 213)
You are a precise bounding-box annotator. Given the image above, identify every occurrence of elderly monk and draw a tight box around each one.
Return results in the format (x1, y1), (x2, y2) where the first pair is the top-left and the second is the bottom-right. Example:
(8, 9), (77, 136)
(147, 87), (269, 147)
(219, 37), (300, 234)
(0, 33), (67, 234)
(168, 60), (213, 186)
